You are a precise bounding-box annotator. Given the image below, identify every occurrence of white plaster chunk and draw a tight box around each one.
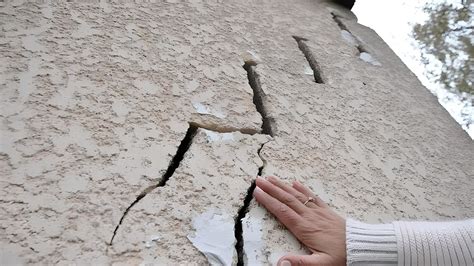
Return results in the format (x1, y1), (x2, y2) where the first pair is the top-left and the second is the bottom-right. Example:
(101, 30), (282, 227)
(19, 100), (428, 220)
(340, 30), (358, 46)
(144, 235), (160, 248)
(192, 102), (227, 118)
(359, 52), (382, 66)
(242, 204), (265, 265)
(304, 65), (313, 76)
(187, 209), (236, 266)
(202, 129), (234, 143)
(193, 102), (211, 115)
(241, 50), (261, 65)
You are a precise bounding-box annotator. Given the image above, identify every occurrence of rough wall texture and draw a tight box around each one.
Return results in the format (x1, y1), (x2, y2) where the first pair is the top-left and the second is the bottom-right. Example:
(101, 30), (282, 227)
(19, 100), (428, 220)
(0, 0), (472, 265)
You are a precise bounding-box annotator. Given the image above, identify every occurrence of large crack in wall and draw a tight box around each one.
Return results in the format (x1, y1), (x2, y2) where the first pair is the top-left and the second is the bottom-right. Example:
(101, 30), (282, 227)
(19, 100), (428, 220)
(331, 12), (368, 54)
(243, 62), (275, 137)
(331, 12), (381, 66)
(233, 62), (274, 265)
(109, 124), (199, 244)
(293, 35), (325, 84)
(234, 140), (269, 266)
(108, 122), (265, 245)
(110, 59), (276, 259)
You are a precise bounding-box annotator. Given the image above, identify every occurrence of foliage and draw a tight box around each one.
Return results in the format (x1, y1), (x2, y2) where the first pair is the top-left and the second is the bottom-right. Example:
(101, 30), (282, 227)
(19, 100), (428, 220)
(412, 1), (473, 96)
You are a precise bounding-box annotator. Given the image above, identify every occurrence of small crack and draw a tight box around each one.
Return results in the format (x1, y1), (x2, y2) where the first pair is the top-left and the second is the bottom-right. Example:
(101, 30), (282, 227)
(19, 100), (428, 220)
(331, 12), (368, 54)
(292, 35), (325, 84)
(234, 140), (270, 266)
(331, 12), (349, 31)
(109, 124), (198, 245)
(243, 63), (275, 136)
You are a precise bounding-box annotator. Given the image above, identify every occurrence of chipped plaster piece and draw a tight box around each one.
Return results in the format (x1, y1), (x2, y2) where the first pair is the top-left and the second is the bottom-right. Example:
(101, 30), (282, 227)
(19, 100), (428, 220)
(193, 102), (227, 119)
(242, 204), (265, 265)
(187, 209), (236, 266)
(304, 65), (314, 76)
(202, 129), (234, 143)
(144, 235), (160, 248)
(241, 50), (261, 65)
(193, 102), (211, 115)
(340, 30), (358, 46)
(359, 52), (381, 66)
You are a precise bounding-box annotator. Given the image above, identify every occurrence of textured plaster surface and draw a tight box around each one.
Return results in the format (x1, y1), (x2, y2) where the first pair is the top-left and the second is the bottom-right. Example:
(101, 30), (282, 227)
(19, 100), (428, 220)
(109, 130), (268, 264)
(1, 0), (473, 265)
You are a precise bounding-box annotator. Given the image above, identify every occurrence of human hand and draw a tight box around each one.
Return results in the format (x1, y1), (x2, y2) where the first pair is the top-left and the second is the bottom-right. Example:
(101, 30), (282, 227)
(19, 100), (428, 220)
(253, 176), (346, 266)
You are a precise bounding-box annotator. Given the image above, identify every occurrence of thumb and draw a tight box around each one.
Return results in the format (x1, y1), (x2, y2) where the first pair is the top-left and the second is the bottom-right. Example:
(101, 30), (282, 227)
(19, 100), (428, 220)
(277, 253), (332, 266)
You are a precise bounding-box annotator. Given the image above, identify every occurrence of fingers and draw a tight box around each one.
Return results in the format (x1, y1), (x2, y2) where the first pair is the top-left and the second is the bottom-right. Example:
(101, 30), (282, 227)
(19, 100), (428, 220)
(267, 176), (318, 208)
(253, 186), (301, 229)
(292, 180), (328, 208)
(256, 177), (308, 214)
(278, 253), (333, 266)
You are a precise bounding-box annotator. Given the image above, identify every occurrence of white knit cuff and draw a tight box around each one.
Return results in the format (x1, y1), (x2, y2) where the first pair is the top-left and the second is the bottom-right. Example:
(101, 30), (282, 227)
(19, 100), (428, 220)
(393, 220), (474, 266)
(346, 219), (398, 265)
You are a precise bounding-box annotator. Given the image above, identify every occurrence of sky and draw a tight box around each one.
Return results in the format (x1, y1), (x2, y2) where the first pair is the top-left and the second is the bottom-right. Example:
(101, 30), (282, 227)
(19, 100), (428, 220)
(352, 0), (474, 139)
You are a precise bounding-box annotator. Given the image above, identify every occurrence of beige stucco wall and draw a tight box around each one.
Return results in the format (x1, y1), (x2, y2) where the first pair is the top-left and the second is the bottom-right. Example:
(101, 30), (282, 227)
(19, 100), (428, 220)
(1, 0), (472, 264)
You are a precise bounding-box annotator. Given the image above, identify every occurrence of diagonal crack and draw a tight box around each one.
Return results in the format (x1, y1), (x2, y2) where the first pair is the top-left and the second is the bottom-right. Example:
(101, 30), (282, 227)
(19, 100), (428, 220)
(331, 12), (368, 54)
(109, 124), (198, 245)
(234, 140), (270, 266)
(233, 54), (276, 264)
(293, 35), (325, 84)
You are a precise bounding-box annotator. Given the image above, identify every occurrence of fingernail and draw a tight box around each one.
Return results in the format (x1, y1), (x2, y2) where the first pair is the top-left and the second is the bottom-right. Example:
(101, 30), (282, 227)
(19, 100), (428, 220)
(280, 260), (291, 266)
(253, 187), (263, 195)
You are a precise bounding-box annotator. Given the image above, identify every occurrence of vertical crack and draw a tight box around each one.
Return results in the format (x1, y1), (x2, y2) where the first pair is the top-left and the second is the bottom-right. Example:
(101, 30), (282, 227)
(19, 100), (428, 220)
(234, 140), (269, 266)
(234, 181), (256, 266)
(109, 124), (198, 245)
(292, 36), (325, 84)
(243, 63), (275, 137)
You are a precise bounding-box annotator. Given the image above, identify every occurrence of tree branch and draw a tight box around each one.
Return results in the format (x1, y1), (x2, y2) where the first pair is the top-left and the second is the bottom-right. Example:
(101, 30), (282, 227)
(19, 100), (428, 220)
(452, 25), (474, 32)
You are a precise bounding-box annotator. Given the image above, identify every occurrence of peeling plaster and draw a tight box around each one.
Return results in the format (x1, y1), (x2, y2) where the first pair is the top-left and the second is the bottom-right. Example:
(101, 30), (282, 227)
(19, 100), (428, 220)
(187, 209), (236, 266)
(242, 205), (265, 265)
(360, 52), (382, 66)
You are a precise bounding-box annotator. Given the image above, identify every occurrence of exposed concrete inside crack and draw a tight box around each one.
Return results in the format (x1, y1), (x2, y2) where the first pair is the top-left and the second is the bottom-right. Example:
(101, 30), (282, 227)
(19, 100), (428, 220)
(292, 36), (325, 84)
(109, 124), (198, 245)
(189, 121), (259, 135)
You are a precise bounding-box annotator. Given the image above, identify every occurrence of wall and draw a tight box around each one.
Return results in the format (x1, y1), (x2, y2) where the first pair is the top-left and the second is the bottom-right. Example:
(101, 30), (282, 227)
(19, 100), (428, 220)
(1, 0), (472, 264)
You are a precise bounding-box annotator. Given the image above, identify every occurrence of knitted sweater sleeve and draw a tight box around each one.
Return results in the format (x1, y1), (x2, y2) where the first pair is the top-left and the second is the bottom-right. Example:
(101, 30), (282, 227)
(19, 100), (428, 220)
(346, 218), (473, 266)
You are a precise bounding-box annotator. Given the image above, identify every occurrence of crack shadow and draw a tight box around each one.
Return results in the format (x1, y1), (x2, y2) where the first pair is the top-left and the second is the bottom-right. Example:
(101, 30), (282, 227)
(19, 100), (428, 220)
(243, 63), (275, 136)
(292, 35), (325, 84)
(109, 124), (198, 245)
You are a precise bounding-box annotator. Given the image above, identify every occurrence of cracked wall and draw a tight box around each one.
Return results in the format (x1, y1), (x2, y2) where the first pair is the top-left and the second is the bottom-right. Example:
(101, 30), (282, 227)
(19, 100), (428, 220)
(1, 0), (473, 265)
